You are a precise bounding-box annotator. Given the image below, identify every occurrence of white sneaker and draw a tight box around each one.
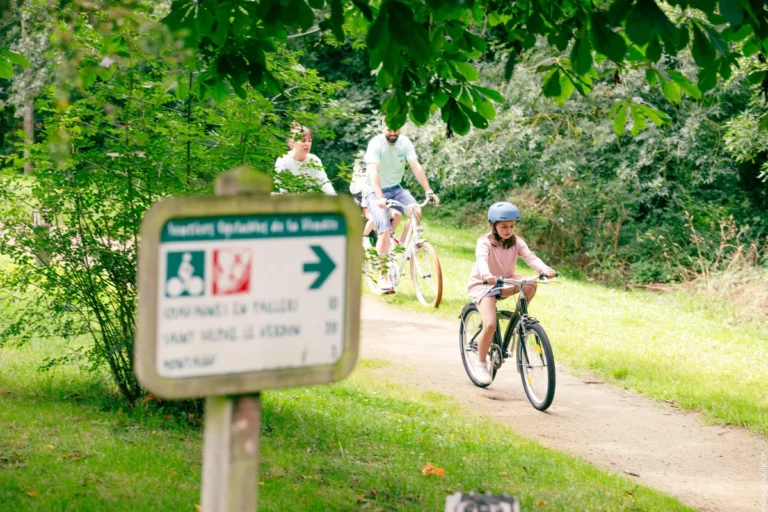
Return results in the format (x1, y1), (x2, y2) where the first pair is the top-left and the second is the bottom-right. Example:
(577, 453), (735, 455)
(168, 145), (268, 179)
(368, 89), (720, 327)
(474, 361), (493, 385)
(362, 236), (372, 250)
(378, 275), (394, 294)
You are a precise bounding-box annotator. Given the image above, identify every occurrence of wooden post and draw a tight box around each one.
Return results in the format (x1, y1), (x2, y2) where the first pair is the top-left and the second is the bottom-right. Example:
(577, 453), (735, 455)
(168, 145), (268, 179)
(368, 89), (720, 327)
(201, 395), (262, 511)
(32, 209), (50, 266)
(201, 166), (273, 511)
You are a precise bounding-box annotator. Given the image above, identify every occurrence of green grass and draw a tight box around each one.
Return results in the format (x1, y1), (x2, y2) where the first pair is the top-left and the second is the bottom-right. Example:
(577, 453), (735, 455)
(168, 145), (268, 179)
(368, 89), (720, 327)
(379, 220), (768, 435)
(0, 339), (693, 511)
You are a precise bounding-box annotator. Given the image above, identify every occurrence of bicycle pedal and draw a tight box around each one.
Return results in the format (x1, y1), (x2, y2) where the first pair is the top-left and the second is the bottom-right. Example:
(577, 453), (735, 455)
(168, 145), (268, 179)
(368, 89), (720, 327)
(381, 288), (396, 295)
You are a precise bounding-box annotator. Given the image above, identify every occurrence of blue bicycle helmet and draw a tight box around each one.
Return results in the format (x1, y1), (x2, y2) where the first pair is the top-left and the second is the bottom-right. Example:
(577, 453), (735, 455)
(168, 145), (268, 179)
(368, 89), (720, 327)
(488, 202), (521, 223)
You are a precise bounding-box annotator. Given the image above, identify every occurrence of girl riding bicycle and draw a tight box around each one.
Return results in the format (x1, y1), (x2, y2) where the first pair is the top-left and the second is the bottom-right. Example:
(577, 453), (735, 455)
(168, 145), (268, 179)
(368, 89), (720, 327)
(467, 202), (557, 385)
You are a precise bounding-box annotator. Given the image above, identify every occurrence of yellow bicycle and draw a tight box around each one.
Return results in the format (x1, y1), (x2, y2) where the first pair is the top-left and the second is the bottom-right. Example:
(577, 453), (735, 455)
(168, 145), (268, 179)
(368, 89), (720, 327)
(363, 197), (443, 307)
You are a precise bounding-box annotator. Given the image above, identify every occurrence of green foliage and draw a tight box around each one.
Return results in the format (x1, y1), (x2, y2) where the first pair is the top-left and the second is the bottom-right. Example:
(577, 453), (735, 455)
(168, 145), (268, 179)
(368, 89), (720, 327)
(5, 0), (767, 136)
(288, 40), (378, 182)
(0, 14), (347, 403)
(153, 0), (768, 135)
(724, 98), (768, 182)
(0, 49), (29, 78)
(408, 51), (766, 284)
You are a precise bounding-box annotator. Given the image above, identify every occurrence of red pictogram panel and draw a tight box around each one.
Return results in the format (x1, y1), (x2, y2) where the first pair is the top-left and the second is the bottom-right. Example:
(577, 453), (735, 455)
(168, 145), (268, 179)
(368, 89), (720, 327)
(213, 248), (252, 295)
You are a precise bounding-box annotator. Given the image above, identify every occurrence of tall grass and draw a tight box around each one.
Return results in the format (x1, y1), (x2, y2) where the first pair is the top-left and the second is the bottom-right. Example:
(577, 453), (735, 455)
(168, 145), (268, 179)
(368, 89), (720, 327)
(652, 214), (768, 324)
(380, 220), (768, 434)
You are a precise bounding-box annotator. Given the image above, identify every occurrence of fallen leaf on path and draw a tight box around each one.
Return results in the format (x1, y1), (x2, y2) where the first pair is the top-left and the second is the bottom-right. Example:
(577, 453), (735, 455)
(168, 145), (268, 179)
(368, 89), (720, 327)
(151, 430), (157, 436)
(624, 471), (640, 477)
(195, 505), (201, 511)
(422, 463), (446, 477)
(499, 472), (509, 476)
(143, 394), (156, 403)
(536, 500), (547, 507)
(26, 490), (38, 497)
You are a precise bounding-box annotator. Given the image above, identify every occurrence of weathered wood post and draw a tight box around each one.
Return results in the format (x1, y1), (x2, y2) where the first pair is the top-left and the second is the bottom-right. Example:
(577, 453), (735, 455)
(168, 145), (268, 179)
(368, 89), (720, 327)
(201, 167), (273, 511)
(31, 209), (50, 266)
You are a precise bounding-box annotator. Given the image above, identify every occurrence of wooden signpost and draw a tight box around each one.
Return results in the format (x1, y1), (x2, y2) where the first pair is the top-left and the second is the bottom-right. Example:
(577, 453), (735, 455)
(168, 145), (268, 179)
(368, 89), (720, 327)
(135, 167), (363, 510)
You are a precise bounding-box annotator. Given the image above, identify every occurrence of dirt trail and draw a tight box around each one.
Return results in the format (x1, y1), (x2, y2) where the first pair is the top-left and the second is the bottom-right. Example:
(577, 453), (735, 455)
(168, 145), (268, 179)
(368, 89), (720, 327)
(359, 297), (768, 512)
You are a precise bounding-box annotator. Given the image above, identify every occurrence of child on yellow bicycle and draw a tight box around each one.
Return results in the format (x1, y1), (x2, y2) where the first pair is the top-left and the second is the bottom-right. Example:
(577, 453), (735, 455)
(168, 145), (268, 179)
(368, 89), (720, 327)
(467, 202), (557, 385)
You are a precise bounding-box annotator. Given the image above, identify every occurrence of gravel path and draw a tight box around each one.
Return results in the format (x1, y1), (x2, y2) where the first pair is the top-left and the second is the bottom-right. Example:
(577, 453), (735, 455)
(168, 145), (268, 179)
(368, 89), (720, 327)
(359, 296), (768, 512)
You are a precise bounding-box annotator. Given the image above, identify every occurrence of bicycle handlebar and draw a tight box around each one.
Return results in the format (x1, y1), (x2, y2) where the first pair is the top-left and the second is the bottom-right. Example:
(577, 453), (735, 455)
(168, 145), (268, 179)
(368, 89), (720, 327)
(382, 197), (434, 209)
(482, 272), (559, 286)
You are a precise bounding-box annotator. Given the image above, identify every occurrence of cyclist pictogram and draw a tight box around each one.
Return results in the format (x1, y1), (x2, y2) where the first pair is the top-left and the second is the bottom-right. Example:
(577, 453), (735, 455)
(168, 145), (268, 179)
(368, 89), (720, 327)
(165, 251), (205, 298)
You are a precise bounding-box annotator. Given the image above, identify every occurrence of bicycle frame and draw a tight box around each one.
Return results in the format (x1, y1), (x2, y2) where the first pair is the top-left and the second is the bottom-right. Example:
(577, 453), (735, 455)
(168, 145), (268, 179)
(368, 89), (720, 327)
(467, 279), (540, 370)
(382, 198), (431, 284)
(460, 274), (558, 409)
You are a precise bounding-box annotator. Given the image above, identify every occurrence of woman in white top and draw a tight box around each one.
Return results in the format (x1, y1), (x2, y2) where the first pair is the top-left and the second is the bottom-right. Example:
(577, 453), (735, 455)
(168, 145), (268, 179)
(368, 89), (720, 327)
(274, 124), (336, 195)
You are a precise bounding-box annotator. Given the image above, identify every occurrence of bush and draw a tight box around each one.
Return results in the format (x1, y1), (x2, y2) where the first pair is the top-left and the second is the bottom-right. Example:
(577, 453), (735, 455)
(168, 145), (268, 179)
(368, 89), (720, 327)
(408, 49), (767, 285)
(0, 23), (346, 403)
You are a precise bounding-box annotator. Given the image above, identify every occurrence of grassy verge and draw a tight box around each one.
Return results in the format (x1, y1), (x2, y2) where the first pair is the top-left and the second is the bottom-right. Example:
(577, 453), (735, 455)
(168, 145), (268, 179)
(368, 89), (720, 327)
(377, 221), (768, 435)
(0, 340), (692, 511)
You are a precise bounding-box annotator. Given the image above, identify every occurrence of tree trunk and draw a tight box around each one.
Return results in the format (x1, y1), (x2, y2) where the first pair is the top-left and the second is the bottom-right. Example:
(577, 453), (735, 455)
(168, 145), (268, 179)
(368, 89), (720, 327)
(20, 6), (33, 175)
(23, 97), (33, 175)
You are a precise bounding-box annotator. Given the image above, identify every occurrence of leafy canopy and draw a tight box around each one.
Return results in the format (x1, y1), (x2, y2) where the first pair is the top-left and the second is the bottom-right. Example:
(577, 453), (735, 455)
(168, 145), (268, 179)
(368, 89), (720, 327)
(2, 0), (767, 134)
(157, 0), (768, 134)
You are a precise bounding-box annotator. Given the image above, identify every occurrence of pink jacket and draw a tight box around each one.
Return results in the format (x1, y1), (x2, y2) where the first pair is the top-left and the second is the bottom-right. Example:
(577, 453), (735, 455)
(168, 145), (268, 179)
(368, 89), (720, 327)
(467, 233), (550, 304)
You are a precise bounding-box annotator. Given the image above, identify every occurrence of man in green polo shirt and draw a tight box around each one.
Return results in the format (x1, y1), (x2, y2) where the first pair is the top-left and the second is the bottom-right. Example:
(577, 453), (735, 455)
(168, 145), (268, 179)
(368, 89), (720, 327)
(362, 121), (440, 293)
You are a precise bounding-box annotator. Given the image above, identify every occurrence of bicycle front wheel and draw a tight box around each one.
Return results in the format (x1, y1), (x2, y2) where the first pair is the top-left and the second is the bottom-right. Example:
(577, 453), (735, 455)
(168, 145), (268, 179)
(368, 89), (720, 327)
(459, 303), (496, 388)
(363, 248), (381, 294)
(410, 241), (443, 307)
(516, 322), (556, 411)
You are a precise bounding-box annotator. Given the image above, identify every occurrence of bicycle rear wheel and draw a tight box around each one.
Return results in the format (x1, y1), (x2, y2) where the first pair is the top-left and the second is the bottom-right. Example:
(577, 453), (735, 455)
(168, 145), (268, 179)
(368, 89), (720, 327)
(516, 322), (556, 411)
(410, 241), (443, 307)
(459, 303), (496, 388)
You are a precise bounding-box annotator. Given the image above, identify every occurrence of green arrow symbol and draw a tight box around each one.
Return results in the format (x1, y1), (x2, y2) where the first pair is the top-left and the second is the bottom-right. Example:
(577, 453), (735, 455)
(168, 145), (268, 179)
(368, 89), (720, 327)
(303, 245), (336, 289)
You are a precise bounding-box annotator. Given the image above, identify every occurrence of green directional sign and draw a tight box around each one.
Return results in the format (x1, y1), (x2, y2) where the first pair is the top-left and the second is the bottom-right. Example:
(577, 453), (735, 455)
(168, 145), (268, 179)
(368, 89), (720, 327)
(303, 245), (336, 289)
(135, 189), (363, 400)
(134, 167), (365, 512)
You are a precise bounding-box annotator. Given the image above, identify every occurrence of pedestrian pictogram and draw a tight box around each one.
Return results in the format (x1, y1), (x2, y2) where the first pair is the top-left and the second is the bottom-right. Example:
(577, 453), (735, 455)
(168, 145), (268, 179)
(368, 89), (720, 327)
(213, 248), (252, 295)
(165, 251), (205, 297)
